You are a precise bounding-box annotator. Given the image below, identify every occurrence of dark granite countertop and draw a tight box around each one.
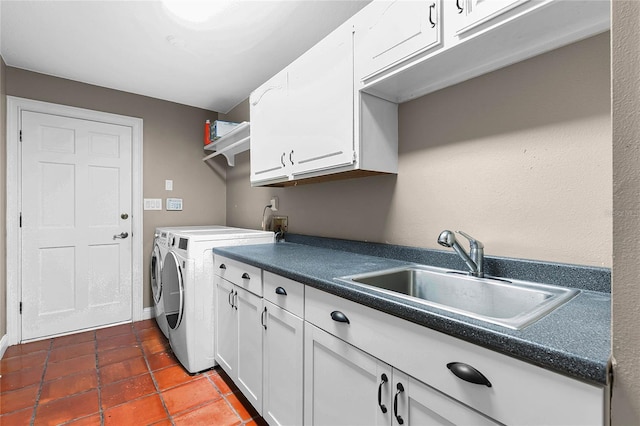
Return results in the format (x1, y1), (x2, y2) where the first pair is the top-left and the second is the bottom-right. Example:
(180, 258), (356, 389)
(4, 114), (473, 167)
(213, 241), (611, 386)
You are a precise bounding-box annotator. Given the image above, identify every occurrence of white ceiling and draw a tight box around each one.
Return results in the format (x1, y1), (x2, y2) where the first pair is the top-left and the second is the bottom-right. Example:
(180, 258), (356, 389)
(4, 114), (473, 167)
(0, 0), (369, 113)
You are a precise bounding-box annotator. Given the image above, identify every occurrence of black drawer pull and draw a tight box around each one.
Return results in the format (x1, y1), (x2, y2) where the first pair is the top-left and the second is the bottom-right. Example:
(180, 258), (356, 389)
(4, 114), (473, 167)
(275, 286), (287, 296)
(330, 311), (350, 324)
(378, 373), (388, 413)
(219, 264), (226, 269)
(447, 362), (492, 387)
(241, 272), (250, 279)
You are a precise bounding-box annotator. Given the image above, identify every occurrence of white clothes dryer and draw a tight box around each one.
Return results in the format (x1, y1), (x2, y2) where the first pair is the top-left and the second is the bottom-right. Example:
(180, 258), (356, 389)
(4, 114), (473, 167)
(151, 225), (229, 338)
(161, 227), (274, 373)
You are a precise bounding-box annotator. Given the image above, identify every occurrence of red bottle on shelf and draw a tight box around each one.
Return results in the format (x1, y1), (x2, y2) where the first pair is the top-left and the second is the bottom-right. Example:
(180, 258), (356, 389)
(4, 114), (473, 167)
(204, 120), (211, 146)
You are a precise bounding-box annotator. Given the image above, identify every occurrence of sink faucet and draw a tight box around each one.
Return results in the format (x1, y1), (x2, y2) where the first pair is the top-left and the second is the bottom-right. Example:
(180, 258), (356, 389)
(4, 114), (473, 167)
(437, 230), (484, 277)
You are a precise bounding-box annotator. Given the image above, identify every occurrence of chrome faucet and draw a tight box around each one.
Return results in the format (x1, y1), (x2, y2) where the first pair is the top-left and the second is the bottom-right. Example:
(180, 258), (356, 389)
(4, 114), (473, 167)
(437, 230), (484, 277)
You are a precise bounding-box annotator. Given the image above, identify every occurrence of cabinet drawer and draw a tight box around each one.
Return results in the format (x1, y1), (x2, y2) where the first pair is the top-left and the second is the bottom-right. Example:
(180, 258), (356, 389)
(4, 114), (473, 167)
(263, 271), (304, 318)
(305, 286), (606, 426)
(214, 255), (262, 296)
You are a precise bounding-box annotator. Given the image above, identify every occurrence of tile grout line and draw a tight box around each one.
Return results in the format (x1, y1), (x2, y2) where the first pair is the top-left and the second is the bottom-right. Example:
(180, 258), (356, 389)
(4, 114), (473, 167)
(29, 338), (53, 426)
(205, 372), (247, 424)
(93, 330), (105, 426)
(135, 326), (175, 425)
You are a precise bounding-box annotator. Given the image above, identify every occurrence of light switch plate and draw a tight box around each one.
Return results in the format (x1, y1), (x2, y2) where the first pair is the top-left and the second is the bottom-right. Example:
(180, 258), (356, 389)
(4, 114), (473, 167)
(166, 198), (183, 211)
(144, 198), (162, 210)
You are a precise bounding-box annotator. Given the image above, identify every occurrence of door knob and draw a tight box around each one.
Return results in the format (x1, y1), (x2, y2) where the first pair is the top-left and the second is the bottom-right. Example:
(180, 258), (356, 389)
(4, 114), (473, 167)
(121, 213), (129, 219)
(113, 232), (129, 240)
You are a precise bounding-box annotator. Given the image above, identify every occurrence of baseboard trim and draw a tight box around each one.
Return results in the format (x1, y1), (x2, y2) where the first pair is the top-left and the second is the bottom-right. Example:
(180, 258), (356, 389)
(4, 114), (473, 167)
(0, 334), (9, 359)
(141, 307), (154, 321)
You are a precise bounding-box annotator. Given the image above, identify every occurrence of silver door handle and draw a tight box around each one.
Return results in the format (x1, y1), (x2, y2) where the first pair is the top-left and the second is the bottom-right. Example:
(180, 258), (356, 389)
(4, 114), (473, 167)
(113, 232), (129, 240)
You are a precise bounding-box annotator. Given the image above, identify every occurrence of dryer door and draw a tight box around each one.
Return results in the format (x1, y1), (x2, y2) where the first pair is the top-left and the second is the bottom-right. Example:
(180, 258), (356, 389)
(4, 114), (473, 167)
(161, 251), (184, 330)
(150, 243), (163, 304)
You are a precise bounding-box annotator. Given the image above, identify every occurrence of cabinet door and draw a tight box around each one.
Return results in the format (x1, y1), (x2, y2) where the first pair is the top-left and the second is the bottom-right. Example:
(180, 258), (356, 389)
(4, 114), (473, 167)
(287, 21), (355, 179)
(263, 301), (304, 426)
(236, 286), (264, 413)
(215, 276), (237, 377)
(304, 322), (392, 426)
(453, 0), (529, 36)
(356, 0), (442, 82)
(250, 70), (291, 184)
(392, 370), (499, 426)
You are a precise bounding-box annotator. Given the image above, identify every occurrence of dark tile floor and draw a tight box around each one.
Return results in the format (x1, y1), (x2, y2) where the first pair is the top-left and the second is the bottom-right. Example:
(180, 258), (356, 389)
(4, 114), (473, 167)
(0, 319), (267, 425)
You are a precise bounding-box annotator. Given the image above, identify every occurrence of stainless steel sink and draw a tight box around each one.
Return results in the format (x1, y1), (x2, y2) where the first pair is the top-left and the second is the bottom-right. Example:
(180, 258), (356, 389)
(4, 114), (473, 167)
(337, 265), (579, 330)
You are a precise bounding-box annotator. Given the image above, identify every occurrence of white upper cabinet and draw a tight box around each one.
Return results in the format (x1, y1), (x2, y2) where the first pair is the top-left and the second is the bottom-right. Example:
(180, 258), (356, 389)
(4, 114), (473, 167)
(452, 0), (530, 36)
(355, 0), (443, 84)
(250, 0), (608, 186)
(250, 71), (290, 183)
(358, 0), (610, 103)
(250, 19), (398, 187)
(285, 22), (356, 181)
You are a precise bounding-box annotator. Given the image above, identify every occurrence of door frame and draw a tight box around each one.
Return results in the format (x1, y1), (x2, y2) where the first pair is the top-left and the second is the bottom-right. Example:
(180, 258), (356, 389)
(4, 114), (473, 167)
(6, 96), (144, 345)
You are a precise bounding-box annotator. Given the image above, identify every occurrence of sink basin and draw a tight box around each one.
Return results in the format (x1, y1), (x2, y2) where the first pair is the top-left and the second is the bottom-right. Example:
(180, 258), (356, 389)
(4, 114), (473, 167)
(337, 265), (579, 330)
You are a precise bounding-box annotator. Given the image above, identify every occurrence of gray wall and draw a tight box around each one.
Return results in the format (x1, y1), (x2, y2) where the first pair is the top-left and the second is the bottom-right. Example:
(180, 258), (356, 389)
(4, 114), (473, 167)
(612, 1), (640, 423)
(4, 68), (227, 309)
(225, 33), (612, 268)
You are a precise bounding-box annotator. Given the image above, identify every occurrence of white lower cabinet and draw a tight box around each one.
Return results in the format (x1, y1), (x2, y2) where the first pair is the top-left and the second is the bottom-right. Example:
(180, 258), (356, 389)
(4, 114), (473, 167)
(304, 322), (391, 426)
(214, 275), (237, 377)
(213, 274), (263, 412)
(236, 286), (264, 412)
(263, 300), (304, 426)
(215, 259), (607, 426)
(304, 285), (607, 426)
(304, 322), (499, 426)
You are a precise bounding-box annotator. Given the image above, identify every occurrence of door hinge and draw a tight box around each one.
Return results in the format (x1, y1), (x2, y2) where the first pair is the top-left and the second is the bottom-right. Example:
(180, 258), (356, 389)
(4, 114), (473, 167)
(20, 302), (23, 314)
(19, 130), (22, 142)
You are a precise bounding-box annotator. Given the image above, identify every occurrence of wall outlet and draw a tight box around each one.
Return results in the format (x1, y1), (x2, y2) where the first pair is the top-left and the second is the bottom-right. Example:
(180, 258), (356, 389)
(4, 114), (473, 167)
(271, 216), (288, 234)
(270, 196), (279, 211)
(165, 180), (173, 191)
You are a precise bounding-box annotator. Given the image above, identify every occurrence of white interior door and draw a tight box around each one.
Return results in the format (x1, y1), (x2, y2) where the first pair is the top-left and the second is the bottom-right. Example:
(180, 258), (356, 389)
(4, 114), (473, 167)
(20, 110), (133, 340)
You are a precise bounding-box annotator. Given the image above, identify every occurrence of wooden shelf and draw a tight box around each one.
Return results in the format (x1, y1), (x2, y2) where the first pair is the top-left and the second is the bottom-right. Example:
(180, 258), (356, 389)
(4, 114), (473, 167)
(202, 121), (250, 166)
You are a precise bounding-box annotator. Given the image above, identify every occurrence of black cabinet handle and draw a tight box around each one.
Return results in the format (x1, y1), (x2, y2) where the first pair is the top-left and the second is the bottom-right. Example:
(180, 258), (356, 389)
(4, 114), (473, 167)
(447, 362), (492, 387)
(456, 0), (463, 13)
(330, 311), (350, 324)
(234, 291), (238, 310)
(275, 286), (287, 296)
(280, 152), (286, 167)
(377, 373), (388, 413)
(228, 289), (234, 308)
(261, 306), (267, 330)
(429, 3), (436, 28)
(289, 150), (295, 165)
(219, 264), (226, 269)
(241, 272), (250, 280)
(393, 383), (404, 425)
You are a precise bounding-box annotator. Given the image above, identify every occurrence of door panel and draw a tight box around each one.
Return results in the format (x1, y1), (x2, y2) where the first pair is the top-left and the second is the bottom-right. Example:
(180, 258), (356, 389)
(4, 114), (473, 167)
(21, 111), (132, 340)
(304, 323), (391, 426)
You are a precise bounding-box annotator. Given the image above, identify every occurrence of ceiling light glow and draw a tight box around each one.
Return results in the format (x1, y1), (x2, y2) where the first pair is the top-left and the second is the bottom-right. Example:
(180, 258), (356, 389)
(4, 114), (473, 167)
(161, 0), (232, 23)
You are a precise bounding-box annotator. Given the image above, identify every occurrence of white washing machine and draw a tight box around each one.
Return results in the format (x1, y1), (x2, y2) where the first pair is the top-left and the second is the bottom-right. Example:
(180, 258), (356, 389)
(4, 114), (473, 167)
(151, 225), (229, 338)
(161, 227), (274, 373)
